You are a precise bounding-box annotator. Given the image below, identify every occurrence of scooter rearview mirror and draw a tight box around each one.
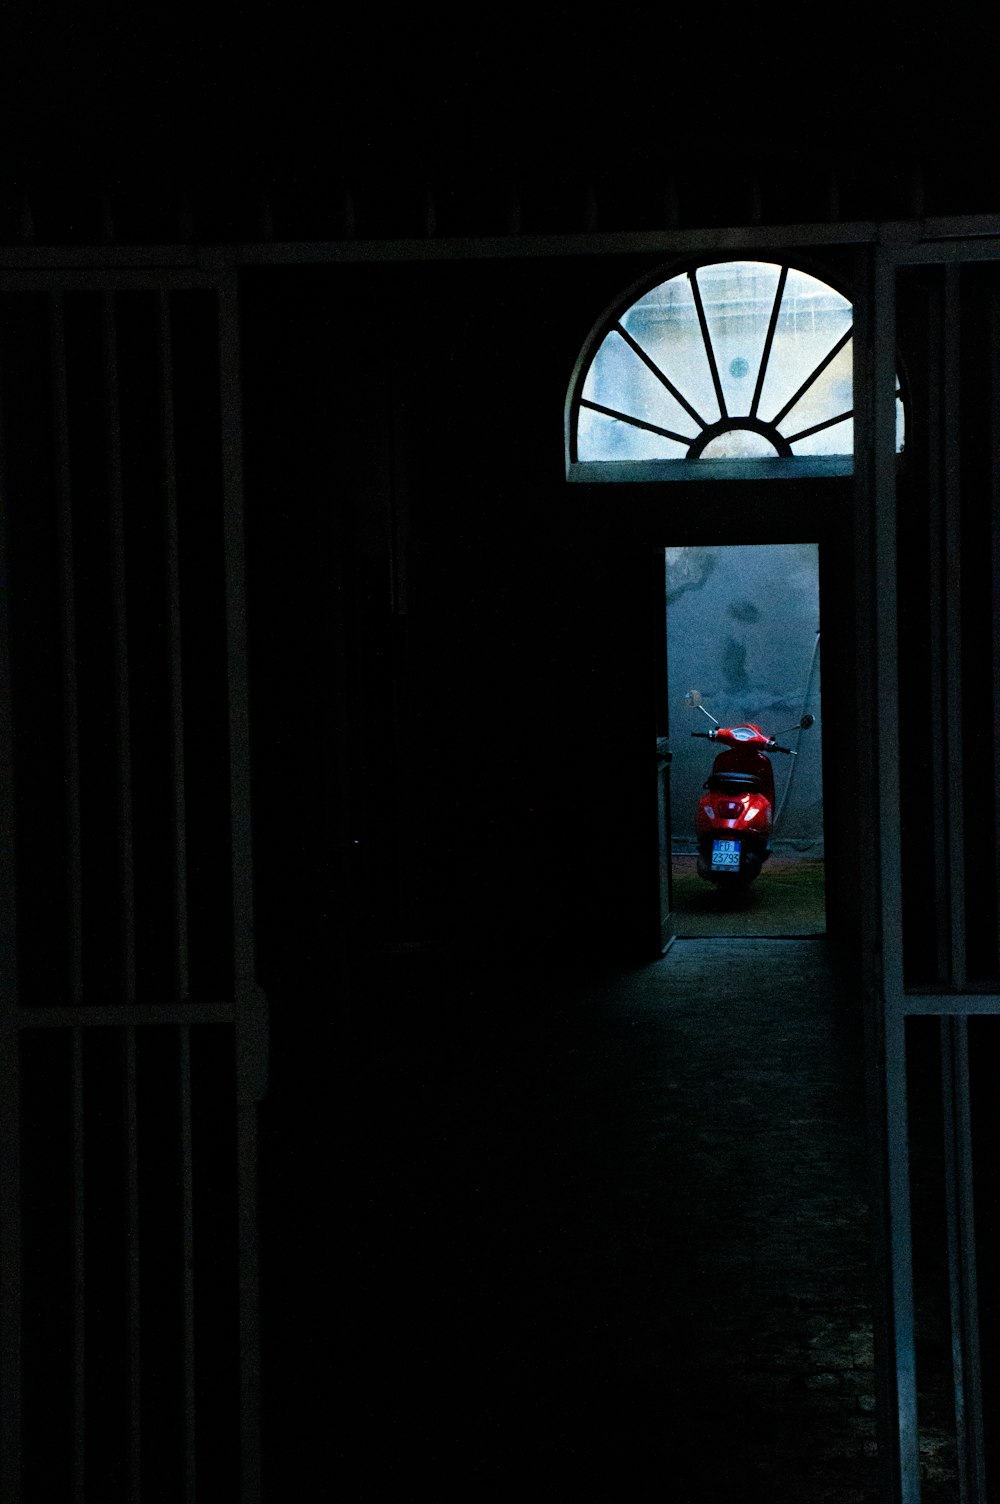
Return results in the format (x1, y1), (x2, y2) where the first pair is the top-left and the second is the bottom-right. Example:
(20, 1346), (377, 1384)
(685, 689), (719, 725)
(773, 712), (816, 736)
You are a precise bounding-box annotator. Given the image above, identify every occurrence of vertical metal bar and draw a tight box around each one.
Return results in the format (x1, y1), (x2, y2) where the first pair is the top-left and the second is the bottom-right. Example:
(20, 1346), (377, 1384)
(218, 274), (264, 1504)
(218, 279), (253, 1002)
(327, 433), (357, 988)
(875, 244), (921, 1504)
(51, 303), (88, 1495)
(943, 267), (966, 989)
(236, 1104), (260, 1503)
(872, 249), (906, 1090)
(992, 287), (1000, 979)
(0, 1020), (21, 1504)
(103, 293), (136, 1004)
(386, 385), (410, 943)
(72, 1027), (85, 1500)
(123, 1026), (141, 1501)
(218, 274), (267, 1095)
(940, 1016), (987, 1502)
(158, 291), (189, 1002)
(857, 243), (920, 1503)
(885, 1009), (919, 1503)
(178, 1024), (196, 1503)
(0, 334), (23, 1501)
(50, 295), (84, 1005)
(925, 282), (951, 983)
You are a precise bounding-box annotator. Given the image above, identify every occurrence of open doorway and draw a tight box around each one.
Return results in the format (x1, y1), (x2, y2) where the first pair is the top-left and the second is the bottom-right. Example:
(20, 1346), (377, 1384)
(665, 541), (825, 937)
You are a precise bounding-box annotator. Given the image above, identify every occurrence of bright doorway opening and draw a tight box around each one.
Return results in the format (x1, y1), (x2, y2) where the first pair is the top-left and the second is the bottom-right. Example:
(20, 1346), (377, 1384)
(665, 542), (825, 937)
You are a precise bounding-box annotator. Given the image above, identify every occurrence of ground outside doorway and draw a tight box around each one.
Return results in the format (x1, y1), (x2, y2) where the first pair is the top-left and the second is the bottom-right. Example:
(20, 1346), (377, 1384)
(670, 853), (826, 937)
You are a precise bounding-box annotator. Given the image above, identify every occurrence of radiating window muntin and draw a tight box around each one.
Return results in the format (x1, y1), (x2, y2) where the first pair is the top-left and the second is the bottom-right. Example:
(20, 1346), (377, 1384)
(574, 259), (905, 465)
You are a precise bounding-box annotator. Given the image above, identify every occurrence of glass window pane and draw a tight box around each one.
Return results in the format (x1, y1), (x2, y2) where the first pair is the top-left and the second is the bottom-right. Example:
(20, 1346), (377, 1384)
(693, 261), (784, 418)
(789, 416), (853, 457)
(756, 268), (853, 429)
(700, 429), (781, 458)
(580, 331), (701, 452)
(620, 275), (721, 426)
(577, 404), (689, 460)
(574, 260), (905, 464)
(777, 335), (854, 453)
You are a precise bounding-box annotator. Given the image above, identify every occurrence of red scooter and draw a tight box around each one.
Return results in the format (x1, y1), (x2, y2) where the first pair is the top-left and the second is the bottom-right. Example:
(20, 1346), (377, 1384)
(691, 708), (814, 887)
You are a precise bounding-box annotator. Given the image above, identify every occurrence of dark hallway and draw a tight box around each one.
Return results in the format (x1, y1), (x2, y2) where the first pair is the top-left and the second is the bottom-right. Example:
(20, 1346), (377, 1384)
(332, 936), (889, 1501)
(3, 22), (1000, 1500)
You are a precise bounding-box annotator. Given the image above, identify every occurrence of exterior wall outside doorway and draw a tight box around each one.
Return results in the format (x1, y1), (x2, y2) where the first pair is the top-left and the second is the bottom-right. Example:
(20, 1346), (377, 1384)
(667, 542), (823, 854)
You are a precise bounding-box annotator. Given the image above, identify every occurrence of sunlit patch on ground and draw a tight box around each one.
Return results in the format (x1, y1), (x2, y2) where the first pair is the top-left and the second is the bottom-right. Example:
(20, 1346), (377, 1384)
(671, 854), (826, 936)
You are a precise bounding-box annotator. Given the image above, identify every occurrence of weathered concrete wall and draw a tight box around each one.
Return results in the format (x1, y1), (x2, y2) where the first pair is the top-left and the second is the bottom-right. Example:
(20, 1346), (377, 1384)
(667, 542), (823, 853)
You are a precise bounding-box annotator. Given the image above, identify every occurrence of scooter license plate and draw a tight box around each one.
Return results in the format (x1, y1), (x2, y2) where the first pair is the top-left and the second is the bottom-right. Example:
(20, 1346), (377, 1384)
(711, 839), (741, 870)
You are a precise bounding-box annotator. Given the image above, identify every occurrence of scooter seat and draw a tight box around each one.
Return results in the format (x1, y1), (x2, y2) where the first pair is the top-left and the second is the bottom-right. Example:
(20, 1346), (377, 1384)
(705, 772), (762, 793)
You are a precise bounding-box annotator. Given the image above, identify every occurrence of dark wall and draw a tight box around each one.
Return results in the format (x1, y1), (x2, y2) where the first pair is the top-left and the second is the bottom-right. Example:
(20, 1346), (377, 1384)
(241, 255), (676, 979)
(240, 250), (882, 987)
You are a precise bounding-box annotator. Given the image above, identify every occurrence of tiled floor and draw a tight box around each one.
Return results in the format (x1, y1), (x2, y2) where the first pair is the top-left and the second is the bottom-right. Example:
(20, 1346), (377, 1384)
(338, 935), (897, 1499)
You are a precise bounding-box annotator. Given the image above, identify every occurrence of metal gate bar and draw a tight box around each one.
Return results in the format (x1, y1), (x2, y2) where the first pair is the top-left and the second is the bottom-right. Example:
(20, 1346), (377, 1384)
(71, 1025), (85, 1499)
(125, 1025), (141, 1499)
(54, 288), (90, 1495)
(50, 294), (84, 1007)
(219, 275), (264, 1504)
(924, 278), (951, 983)
(869, 244), (922, 1503)
(991, 290), (1000, 981)
(179, 1023), (197, 1502)
(942, 266), (967, 990)
(0, 1026), (19, 1498)
(0, 354), (22, 1497)
(940, 1016), (986, 1502)
(158, 290), (190, 1006)
(103, 292), (137, 1005)
(14, 1014), (241, 1500)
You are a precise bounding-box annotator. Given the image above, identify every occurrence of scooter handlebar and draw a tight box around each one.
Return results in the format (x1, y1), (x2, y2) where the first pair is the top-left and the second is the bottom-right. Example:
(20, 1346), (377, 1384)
(689, 731), (795, 751)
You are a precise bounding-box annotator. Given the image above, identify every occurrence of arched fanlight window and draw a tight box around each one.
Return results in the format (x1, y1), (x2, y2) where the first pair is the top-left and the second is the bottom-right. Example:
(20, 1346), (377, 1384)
(567, 260), (904, 477)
